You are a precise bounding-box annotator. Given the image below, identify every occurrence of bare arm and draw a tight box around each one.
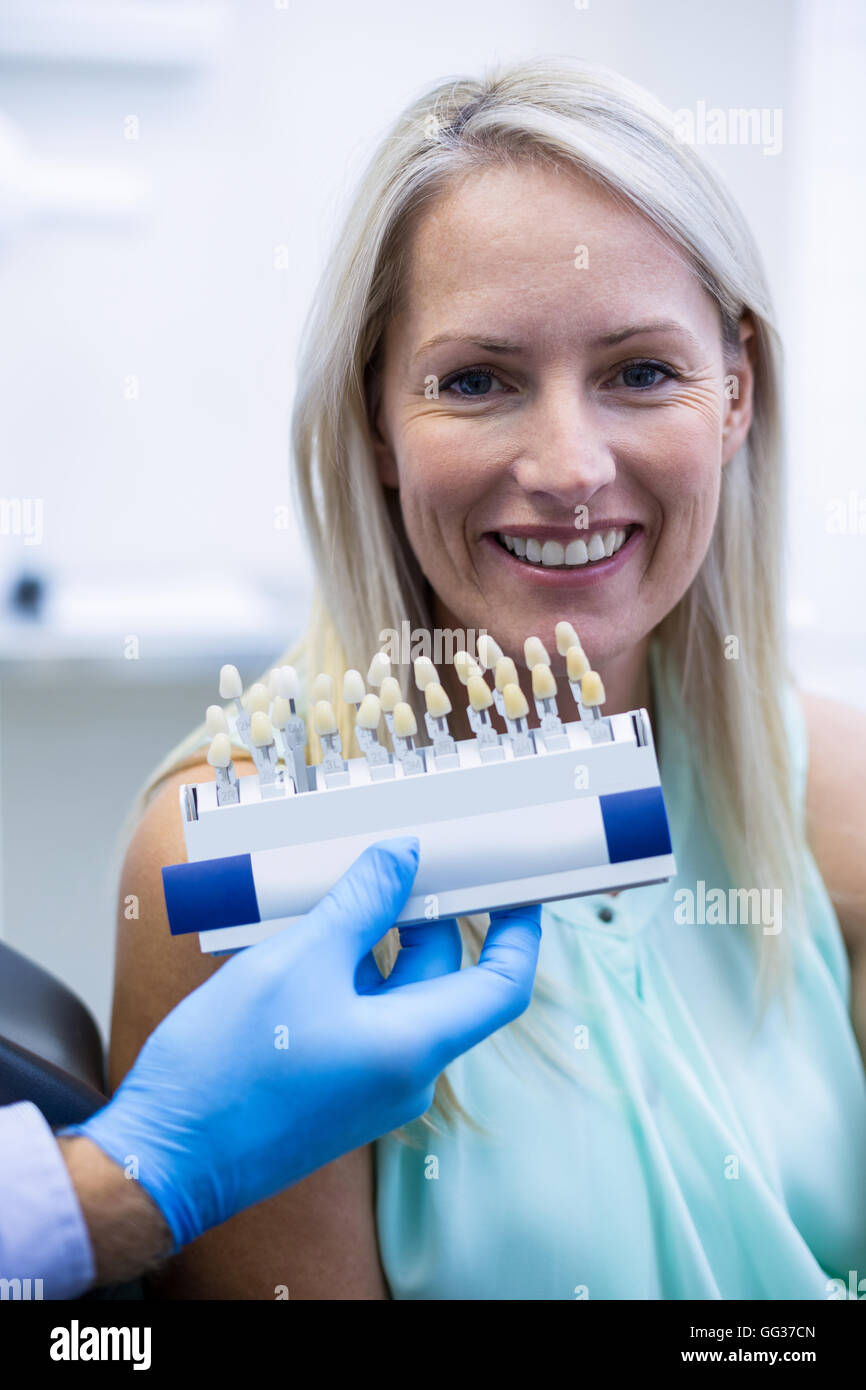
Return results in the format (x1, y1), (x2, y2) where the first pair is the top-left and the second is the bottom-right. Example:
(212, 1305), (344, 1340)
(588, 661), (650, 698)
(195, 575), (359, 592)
(56, 1134), (173, 1287)
(108, 758), (389, 1300)
(801, 692), (866, 1062)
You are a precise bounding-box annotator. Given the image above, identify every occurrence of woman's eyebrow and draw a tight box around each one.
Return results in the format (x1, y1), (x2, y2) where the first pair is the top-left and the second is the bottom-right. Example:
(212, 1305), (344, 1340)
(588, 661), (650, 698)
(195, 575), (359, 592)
(412, 320), (700, 362)
(412, 333), (523, 362)
(591, 320), (700, 348)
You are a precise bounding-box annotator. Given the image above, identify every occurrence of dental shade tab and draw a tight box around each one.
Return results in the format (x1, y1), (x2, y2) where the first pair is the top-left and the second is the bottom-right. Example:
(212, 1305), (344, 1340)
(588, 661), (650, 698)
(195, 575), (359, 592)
(391, 700), (426, 776)
(275, 665), (308, 792)
(379, 675), (402, 734)
(466, 674), (504, 762)
(493, 654), (519, 718)
(163, 621), (676, 953)
(355, 693), (394, 779)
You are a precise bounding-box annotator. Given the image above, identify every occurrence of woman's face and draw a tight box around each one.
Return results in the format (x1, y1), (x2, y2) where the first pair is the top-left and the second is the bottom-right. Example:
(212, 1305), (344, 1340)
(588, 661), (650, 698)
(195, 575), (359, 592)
(370, 161), (753, 679)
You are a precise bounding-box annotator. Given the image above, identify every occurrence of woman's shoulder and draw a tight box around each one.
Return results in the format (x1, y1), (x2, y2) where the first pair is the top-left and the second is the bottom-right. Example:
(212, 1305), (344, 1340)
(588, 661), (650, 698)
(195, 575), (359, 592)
(798, 689), (866, 953)
(799, 688), (866, 742)
(108, 754), (257, 1089)
(798, 689), (866, 817)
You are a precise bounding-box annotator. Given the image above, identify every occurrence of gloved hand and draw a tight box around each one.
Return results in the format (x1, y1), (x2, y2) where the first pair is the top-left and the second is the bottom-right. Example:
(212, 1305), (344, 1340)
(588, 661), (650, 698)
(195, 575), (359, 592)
(69, 837), (541, 1251)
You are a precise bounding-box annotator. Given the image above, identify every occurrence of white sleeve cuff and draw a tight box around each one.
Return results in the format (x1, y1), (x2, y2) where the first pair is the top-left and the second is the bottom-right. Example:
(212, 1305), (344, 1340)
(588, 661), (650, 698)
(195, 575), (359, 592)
(0, 1101), (95, 1299)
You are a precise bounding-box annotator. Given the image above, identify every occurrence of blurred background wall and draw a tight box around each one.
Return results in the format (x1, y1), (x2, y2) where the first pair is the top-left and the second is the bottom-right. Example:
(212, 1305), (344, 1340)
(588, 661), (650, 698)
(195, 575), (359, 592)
(0, 0), (863, 1038)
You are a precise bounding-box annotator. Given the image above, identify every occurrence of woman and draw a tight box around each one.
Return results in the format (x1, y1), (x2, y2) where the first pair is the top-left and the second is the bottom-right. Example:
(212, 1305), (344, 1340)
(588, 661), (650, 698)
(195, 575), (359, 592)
(110, 58), (866, 1299)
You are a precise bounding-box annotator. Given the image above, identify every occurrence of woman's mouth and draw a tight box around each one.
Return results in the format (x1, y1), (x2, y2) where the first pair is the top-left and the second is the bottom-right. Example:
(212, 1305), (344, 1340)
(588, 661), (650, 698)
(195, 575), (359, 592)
(483, 523), (641, 583)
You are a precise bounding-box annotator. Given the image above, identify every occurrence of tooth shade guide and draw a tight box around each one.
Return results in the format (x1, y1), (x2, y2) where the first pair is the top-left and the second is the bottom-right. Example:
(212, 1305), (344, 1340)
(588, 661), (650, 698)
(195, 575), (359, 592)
(531, 662), (569, 751)
(379, 676), (402, 712)
(207, 733), (240, 805)
(555, 621), (580, 655)
(501, 682), (534, 759)
(392, 701), (417, 739)
(354, 693), (392, 774)
(494, 653), (522, 706)
(492, 654), (518, 717)
(494, 656), (518, 691)
(476, 633), (503, 670)
(425, 682), (452, 719)
(312, 699), (348, 784)
(467, 674), (493, 711)
(423, 681), (458, 769)
(342, 668), (366, 706)
(277, 666), (300, 702)
(271, 695), (291, 729)
(466, 673), (503, 761)
(250, 711), (275, 747)
(531, 664), (557, 700)
(312, 699), (338, 737)
(206, 704), (228, 738)
(581, 671), (606, 707)
(503, 682), (529, 720)
(208, 612), (610, 796)
(246, 711), (281, 789)
(221, 666), (254, 755)
(453, 650), (481, 684)
(367, 651), (391, 687)
(219, 664), (243, 701)
(311, 672), (334, 705)
(378, 675), (402, 735)
(244, 683), (270, 715)
(207, 732), (232, 768)
(173, 636), (673, 956)
(390, 701), (426, 776)
(414, 656), (438, 691)
(524, 636), (551, 669)
(276, 671), (309, 793)
(566, 644), (591, 682)
(356, 694), (382, 730)
(578, 670), (612, 744)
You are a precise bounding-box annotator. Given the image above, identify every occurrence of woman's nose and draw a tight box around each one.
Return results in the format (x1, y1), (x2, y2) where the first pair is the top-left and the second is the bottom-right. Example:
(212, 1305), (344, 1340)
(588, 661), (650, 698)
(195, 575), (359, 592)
(510, 387), (616, 505)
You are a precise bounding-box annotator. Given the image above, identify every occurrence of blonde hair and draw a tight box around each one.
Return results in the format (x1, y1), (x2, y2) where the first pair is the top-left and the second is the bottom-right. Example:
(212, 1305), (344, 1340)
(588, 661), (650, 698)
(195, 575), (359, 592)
(145, 56), (804, 1124)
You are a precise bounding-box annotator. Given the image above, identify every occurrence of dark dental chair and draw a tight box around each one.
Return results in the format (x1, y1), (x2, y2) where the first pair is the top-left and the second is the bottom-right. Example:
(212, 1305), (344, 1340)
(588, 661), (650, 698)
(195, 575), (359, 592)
(0, 940), (143, 1298)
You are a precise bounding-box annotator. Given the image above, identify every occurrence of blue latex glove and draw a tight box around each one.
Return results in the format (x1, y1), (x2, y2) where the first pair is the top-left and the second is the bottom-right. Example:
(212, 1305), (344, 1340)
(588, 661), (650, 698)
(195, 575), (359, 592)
(70, 838), (541, 1251)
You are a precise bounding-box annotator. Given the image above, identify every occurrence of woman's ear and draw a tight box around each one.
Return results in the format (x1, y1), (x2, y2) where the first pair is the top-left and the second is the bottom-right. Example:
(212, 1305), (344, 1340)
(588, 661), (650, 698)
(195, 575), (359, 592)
(721, 315), (756, 465)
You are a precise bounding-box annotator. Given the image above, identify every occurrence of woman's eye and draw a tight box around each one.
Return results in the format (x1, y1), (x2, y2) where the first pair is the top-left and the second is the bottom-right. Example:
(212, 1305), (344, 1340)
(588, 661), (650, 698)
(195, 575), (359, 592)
(440, 367), (507, 399)
(613, 361), (676, 390)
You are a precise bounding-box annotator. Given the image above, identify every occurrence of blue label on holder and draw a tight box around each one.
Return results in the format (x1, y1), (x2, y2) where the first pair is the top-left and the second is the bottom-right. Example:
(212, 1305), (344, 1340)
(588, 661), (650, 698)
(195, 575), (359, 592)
(163, 854), (261, 935)
(599, 786), (672, 864)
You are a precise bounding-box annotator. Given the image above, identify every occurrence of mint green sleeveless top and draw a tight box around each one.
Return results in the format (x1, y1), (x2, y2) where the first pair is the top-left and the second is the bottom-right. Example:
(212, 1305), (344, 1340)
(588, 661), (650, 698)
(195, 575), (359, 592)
(374, 646), (866, 1299)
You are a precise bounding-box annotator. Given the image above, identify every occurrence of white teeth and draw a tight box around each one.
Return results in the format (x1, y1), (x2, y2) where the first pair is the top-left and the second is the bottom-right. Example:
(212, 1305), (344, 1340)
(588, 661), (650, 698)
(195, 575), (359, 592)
(565, 539), (588, 565)
(498, 528), (631, 567)
(541, 540), (564, 567)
